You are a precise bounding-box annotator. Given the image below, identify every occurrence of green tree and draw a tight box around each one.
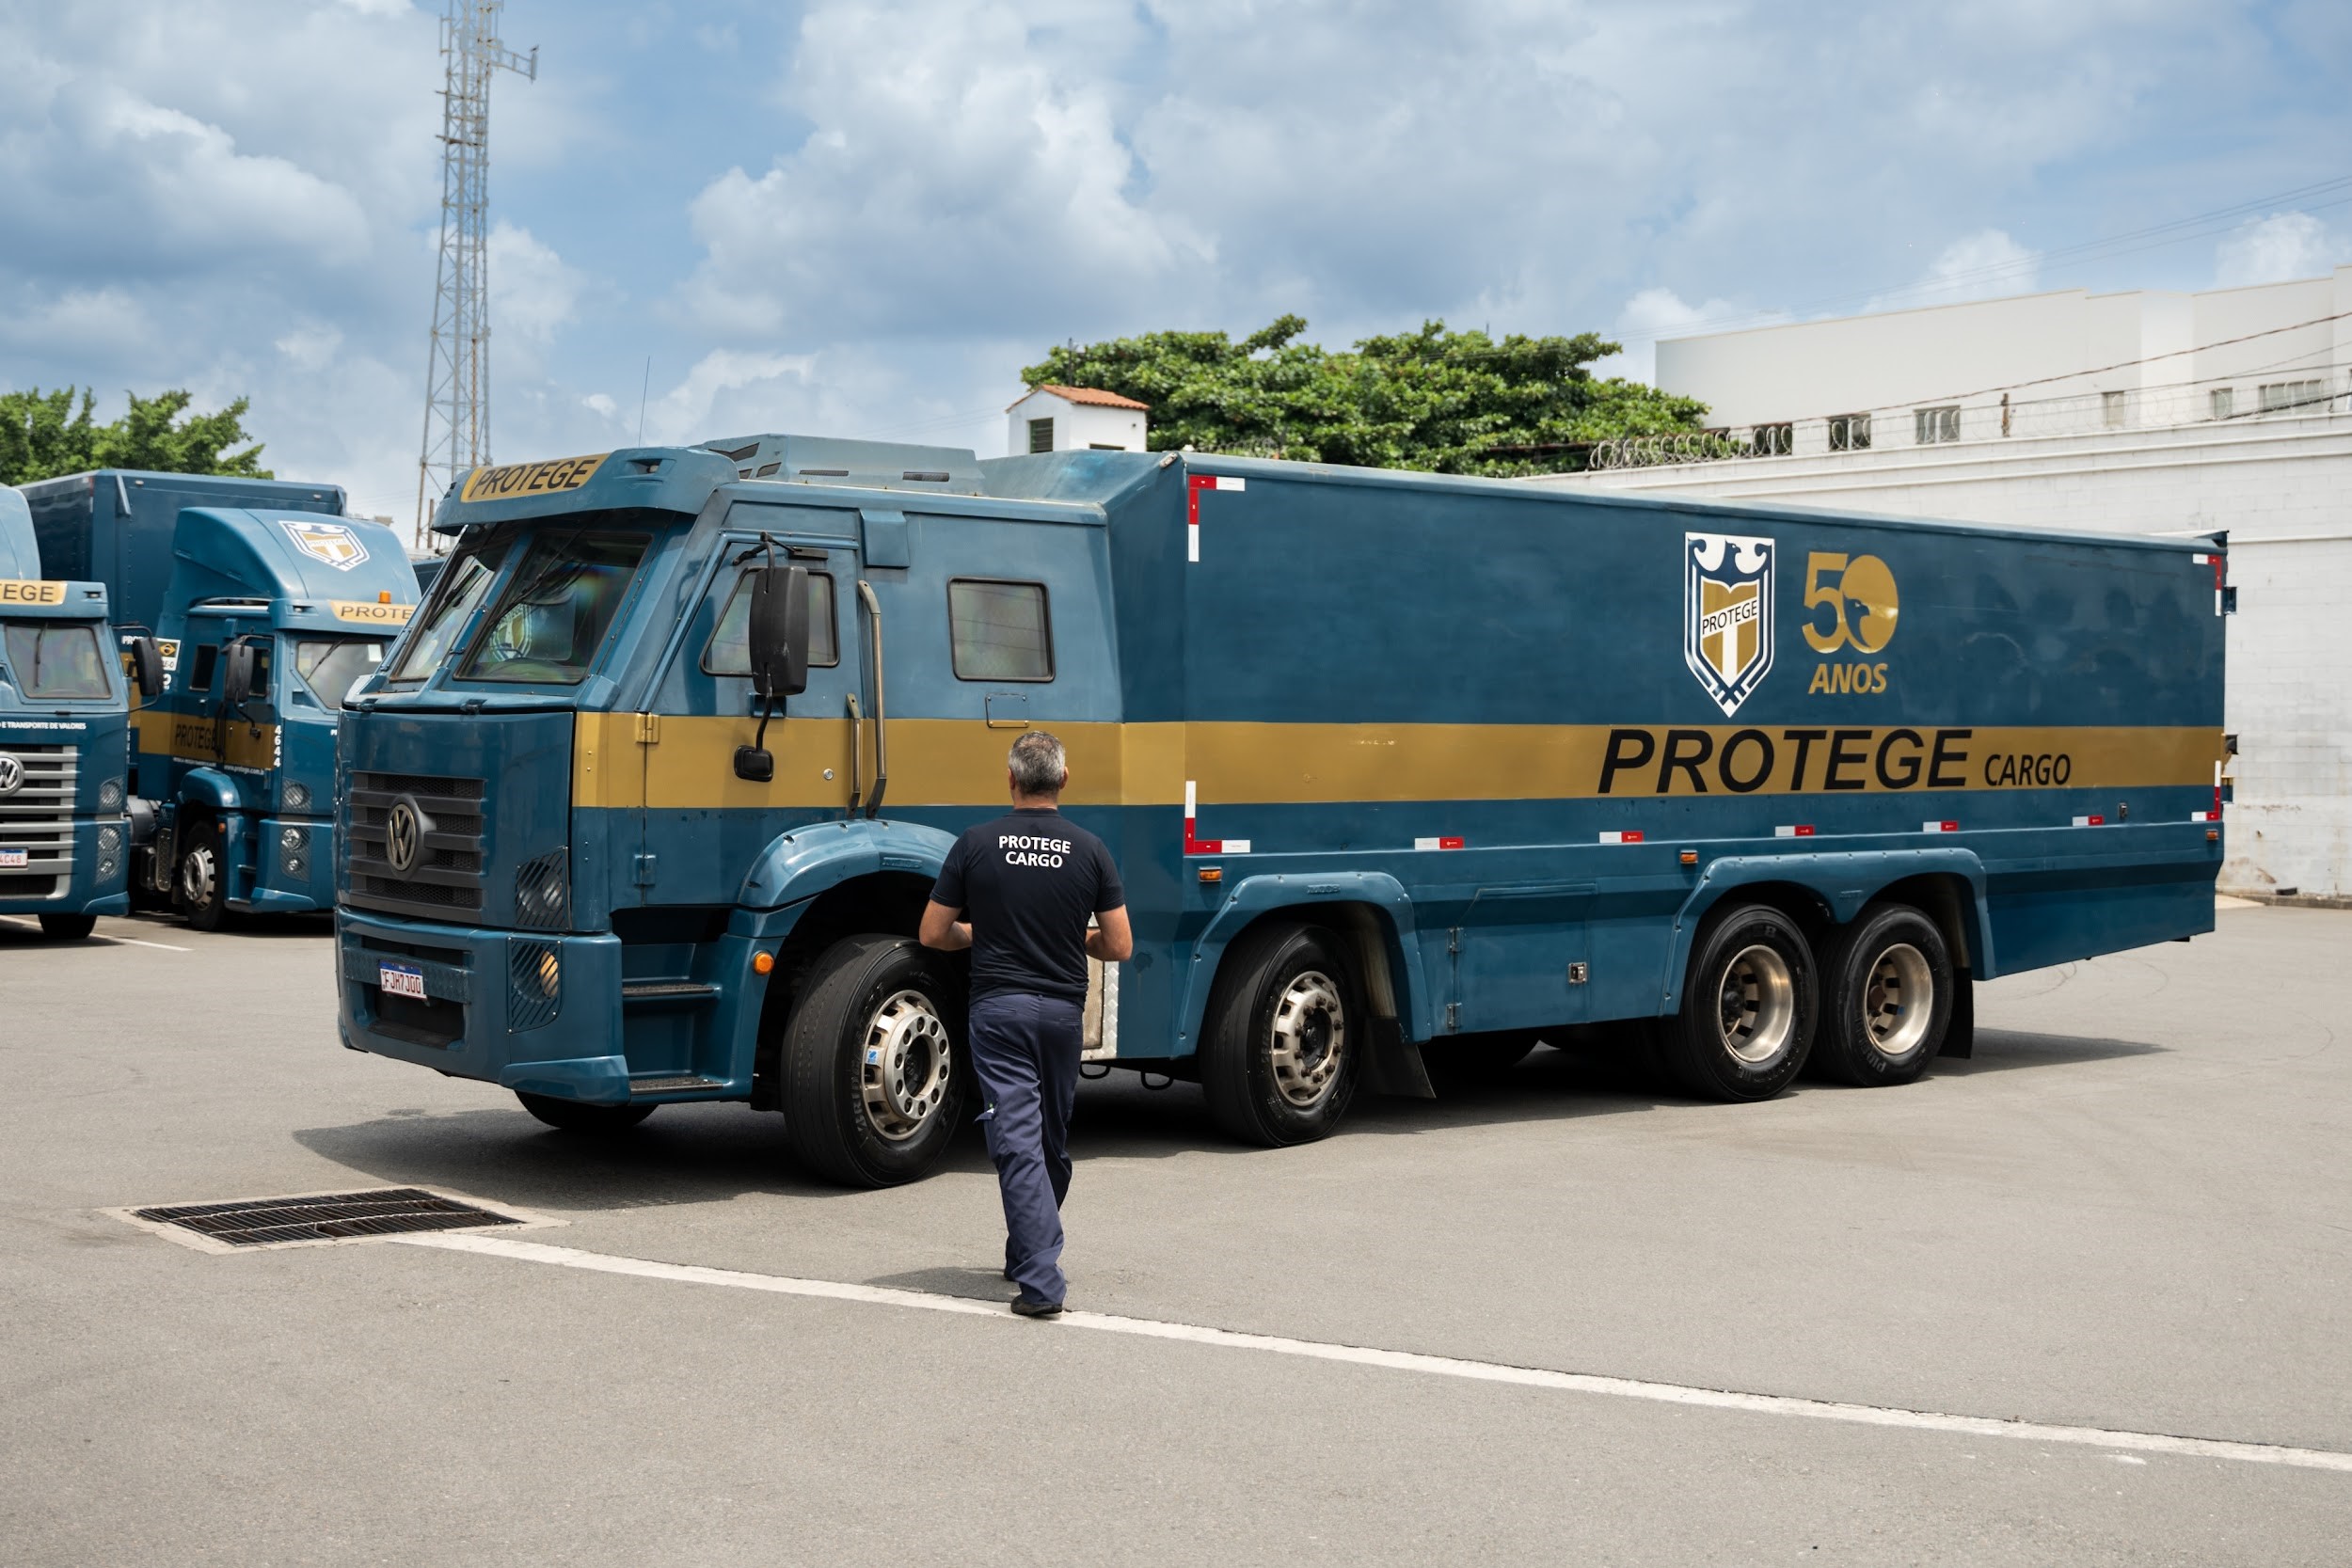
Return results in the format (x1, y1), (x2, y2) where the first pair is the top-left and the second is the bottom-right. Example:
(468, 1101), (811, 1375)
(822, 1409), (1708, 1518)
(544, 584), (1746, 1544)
(0, 387), (272, 485)
(1021, 317), (1708, 475)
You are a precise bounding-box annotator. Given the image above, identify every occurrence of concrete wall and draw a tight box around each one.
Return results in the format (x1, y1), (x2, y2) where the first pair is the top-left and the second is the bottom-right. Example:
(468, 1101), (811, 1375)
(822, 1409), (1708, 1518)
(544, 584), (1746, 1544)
(1534, 411), (2352, 897)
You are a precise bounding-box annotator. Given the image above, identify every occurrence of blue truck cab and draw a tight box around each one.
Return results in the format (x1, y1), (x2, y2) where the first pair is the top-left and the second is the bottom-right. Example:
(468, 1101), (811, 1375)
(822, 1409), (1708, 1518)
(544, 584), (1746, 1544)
(19, 471), (416, 927)
(0, 486), (135, 939)
(336, 437), (2227, 1185)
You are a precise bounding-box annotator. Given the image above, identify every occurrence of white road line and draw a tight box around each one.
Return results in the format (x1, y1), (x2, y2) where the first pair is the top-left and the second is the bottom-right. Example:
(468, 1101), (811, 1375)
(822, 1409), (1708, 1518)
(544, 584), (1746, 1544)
(0, 916), (191, 952)
(393, 1232), (2352, 1475)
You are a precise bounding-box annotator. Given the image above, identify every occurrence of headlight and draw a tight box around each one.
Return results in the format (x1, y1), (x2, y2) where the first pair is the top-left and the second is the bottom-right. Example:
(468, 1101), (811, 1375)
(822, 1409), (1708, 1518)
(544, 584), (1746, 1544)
(99, 825), (122, 851)
(285, 782), (312, 811)
(98, 779), (124, 809)
(280, 826), (310, 849)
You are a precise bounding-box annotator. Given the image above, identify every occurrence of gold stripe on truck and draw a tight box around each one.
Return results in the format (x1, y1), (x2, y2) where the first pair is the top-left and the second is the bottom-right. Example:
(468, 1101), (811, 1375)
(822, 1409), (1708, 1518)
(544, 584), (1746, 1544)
(135, 710), (279, 770)
(574, 717), (2223, 811)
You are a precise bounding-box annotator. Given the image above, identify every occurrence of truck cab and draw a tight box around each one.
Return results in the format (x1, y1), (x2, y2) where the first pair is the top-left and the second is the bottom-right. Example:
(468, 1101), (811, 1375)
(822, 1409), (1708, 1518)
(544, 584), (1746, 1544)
(0, 487), (135, 940)
(129, 508), (418, 927)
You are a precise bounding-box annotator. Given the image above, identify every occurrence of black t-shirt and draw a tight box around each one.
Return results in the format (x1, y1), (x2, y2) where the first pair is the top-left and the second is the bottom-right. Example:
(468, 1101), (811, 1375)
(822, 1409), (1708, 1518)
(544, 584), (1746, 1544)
(930, 809), (1125, 1003)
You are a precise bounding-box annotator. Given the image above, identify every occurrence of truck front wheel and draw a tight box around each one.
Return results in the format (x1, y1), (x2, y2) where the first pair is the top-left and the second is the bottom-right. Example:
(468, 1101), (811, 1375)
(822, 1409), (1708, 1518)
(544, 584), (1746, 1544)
(516, 1094), (656, 1133)
(1661, 904), (1818, 1101)
(1813, 904), (1952, 1086)
(38, 912), (97, 941)
(781, 935), (965, 1188)
(1200, 922), (1363, 1147)
(175, 818), (230, 932)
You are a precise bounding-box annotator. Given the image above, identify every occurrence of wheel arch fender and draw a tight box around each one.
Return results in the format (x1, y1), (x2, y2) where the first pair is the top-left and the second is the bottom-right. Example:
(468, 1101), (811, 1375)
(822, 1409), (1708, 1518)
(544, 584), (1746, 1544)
(737, 819), (959, 911)
(1661, 849), (1993, 1011)
(175, 768), (243, 817)
(1175, 871), (1438, 1053)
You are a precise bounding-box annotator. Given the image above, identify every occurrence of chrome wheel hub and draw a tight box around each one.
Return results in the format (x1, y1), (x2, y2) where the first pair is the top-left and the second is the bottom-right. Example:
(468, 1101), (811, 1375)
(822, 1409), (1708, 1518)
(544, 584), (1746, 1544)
(179, 844), (217, 910)
(1714, 943), (1796, 1065)
(1268, 970), (1346, 1109)
(1862, 942), (1933, 1058)
(860, 990), (952, 1142)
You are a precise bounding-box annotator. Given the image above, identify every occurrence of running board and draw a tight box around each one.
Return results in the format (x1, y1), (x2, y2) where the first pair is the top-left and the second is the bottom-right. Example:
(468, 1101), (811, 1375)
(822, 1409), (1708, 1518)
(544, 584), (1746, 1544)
(628, 1074), (728, 1097)
(621, 980), (722, 1009)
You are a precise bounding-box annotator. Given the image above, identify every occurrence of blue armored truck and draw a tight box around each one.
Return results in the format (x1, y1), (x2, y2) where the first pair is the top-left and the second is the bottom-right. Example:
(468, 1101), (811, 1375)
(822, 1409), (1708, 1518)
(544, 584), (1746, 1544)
(21, 472), (417, 927)
(0, 486), (145, 939)
(334, 438), (2226, 1182)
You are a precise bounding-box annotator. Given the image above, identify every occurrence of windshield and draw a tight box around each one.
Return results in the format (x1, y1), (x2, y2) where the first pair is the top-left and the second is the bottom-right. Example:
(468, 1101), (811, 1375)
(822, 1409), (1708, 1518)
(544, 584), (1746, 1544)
(2, 622), (111, 701)
(387, 545), (498, 682)
(294, 637), (388, 706)
(458, 531), (649, 685)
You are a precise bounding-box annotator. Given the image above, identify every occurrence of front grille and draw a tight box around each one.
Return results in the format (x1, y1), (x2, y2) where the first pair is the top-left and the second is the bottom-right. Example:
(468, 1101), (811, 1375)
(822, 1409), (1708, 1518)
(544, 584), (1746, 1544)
(133, 1188), (517, 1248)
(344, 769), (485, 918)
(0, 745), (77, 886)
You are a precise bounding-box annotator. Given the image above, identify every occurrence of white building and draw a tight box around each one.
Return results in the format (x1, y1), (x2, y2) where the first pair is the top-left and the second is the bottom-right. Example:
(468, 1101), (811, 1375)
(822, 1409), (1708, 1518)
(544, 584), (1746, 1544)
(1535, 266), (2352, 900)
(1006, 384), (1150, 456)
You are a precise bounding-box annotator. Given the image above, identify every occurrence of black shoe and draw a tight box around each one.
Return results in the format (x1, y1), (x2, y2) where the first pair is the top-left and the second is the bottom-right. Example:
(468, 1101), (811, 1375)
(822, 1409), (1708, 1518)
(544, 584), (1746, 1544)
(1010, 1295), (1064, 1319)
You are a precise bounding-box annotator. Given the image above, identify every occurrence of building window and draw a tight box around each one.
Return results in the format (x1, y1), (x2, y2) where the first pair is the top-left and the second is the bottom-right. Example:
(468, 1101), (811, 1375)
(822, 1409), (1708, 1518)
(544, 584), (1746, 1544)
(1827, 413), (1871, 451)
(1751, 422), (1793, 456)
(2259, 379), (2326, 414)
(1027, 417), (1055, 454)
(1914, 405), (1960, 445)
(948, 578), (1054, 682)
(2101, 390), (2128, 429)
(2210, 388), (2235, 420)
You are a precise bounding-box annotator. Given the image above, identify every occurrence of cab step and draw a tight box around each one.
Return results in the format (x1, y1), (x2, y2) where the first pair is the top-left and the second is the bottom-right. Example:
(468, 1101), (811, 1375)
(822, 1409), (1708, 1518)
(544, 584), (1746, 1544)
(620, 980), (722, 1008)
(628, 1074), (727, 1097)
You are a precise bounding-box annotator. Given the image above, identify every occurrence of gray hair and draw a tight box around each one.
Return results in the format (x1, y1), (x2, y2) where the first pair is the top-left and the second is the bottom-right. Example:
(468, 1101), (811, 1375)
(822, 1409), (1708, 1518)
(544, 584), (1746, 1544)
(1008, 730), (1069, 796)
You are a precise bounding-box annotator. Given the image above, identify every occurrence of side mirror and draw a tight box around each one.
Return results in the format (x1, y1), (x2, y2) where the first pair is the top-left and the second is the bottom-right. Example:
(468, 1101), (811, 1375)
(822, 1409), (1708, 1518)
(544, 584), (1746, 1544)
(128, 637), (165, 701)
(746, 564), (811, 701)
(734, 564), (809, 783)
(221, 641), (258, 710)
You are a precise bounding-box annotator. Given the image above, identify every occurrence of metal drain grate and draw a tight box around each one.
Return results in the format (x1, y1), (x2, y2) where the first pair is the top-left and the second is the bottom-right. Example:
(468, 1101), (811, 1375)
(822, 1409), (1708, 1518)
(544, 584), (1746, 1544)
(132, 1188), (520, 1248)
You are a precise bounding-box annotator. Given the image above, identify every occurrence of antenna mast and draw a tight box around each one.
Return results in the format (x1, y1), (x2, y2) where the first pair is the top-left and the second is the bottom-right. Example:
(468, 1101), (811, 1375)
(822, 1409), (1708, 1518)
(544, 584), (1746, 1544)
(415, 0), (537, 546)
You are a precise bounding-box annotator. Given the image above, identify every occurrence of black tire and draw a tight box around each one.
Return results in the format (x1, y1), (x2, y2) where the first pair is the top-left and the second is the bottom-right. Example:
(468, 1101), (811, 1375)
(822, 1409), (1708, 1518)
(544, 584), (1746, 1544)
(1660, 903), (1818, 1101)
(516, 1093), (656, 1132)
(38, 912), (97, 941)
(781, 934), (966, 1188)
(1812, 903), (1953, 1086)
(1200, 922), (1363, 1147)
(1422, 1029), (1541, 1086)
(175, 816), (230, 932)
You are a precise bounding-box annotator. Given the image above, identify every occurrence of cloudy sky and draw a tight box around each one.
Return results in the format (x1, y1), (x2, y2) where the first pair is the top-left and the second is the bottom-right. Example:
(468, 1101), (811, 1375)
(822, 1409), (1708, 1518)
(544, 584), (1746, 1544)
(3, 0), (2348, 525)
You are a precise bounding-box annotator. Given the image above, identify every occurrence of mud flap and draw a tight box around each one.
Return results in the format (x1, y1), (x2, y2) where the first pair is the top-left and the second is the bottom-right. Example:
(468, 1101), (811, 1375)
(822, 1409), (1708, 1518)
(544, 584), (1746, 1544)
(1362, 1015), (1437, 1099)
(1939, 968), (1975, 1058)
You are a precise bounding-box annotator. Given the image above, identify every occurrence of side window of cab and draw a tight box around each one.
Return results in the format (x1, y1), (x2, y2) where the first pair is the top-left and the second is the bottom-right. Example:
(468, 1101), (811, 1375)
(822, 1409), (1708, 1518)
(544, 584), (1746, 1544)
(946, 578), (1053, 682)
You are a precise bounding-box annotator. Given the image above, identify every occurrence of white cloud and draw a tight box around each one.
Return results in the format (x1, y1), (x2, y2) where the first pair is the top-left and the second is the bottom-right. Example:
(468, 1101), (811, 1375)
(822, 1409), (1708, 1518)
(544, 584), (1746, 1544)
(1900, 229), (2041, 307)
(487, 222), (587, 350)
(273, 324), (343, 370)
(1592, 288), (1788, 384)
(2214, 212), (2346, 288)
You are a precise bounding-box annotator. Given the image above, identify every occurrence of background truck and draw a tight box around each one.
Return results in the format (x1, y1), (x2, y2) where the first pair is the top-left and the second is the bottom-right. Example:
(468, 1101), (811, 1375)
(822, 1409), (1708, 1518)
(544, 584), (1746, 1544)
(333, 436), (2226, 1184)
(0, 485), (145, 939)
(19, 471), (417, 927)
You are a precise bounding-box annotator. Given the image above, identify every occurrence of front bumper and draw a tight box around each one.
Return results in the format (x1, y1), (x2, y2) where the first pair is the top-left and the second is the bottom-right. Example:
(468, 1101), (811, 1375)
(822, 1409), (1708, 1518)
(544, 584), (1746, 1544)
(335, 907), (631, 1101)
(235, 816), (336, 913)
(0, 816), (129, 916)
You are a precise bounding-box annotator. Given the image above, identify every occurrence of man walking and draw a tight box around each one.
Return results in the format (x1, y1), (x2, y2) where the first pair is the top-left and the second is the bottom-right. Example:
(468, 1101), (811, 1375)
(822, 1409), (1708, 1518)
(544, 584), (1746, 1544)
(921, 731), (1131, 1318)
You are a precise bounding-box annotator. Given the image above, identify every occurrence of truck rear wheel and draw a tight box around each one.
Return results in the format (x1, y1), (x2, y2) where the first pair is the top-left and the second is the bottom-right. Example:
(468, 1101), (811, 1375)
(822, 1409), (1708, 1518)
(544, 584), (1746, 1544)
(1200, 922), (1362, 1147)
(781, 935), (965, 1188)
(1660, 904), (1818, 1101)
(516, 1093), (656, 1133)
(38, 913), (97, 941)
(175, 818), (230, 932)
(1814, 904), (1952, 1086)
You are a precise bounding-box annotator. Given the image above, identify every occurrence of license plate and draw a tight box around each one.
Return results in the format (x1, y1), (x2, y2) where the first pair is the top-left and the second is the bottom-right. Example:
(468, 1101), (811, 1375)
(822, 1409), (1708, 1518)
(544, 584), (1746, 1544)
(0, 848), (26, 868)
(378, 962), (427, 1000)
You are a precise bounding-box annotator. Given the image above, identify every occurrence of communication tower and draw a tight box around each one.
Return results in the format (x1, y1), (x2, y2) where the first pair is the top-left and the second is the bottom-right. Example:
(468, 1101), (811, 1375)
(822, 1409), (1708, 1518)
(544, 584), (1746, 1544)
(415, 0), (537, 542)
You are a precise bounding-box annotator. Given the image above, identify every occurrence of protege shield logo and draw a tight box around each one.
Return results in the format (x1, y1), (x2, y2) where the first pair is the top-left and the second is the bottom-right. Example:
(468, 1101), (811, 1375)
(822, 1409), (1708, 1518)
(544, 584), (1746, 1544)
(1684, 532), (1776, 717)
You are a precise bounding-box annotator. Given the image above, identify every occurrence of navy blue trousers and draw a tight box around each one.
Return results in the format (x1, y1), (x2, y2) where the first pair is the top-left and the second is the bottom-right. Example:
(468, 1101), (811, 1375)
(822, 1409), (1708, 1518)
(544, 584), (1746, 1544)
(967, 991), (1083, 1304)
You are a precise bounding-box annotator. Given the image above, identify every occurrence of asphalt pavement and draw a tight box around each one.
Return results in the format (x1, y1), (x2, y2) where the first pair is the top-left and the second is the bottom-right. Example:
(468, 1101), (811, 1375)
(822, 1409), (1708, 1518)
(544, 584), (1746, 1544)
(3, 900), (2348, 1565)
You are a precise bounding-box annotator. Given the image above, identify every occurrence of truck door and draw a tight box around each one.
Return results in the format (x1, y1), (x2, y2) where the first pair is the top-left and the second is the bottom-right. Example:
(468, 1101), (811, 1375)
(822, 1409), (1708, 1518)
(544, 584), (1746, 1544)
(1451, 881), (1597, 1035)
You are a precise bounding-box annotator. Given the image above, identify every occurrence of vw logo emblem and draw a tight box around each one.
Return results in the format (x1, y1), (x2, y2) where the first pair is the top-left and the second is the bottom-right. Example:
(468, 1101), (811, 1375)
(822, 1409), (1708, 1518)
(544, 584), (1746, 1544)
(386, 798), (423, 876)
(0, 754), (22, 798)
